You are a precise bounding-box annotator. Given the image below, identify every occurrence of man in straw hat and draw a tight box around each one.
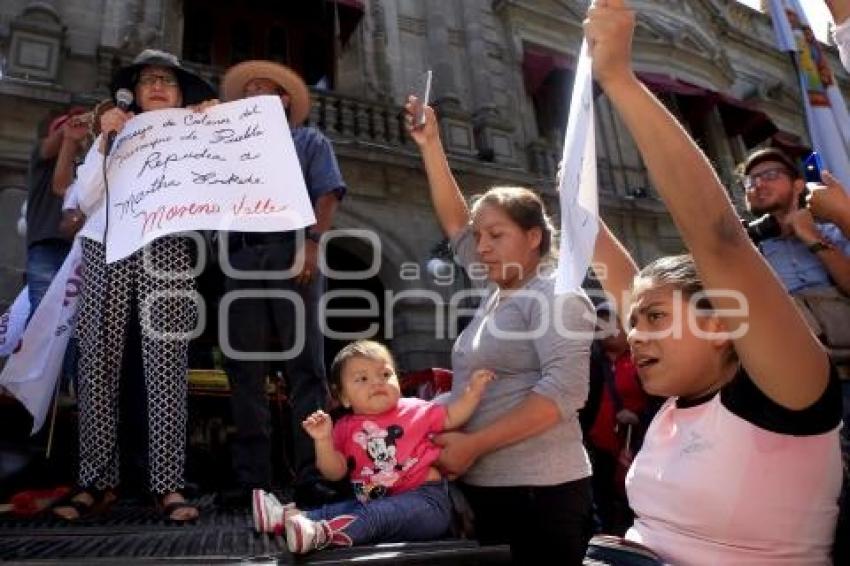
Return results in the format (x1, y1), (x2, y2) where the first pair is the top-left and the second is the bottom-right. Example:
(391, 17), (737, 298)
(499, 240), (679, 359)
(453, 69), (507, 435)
(220, 60), (346, 508)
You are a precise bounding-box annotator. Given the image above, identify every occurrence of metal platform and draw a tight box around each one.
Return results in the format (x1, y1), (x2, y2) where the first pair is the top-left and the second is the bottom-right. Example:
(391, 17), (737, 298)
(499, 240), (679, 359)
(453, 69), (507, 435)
(0, 495), (510, 564)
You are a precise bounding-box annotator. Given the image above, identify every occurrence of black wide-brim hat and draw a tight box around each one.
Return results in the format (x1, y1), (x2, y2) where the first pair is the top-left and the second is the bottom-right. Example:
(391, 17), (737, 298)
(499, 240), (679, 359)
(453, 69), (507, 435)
(110, 49), (217, 108)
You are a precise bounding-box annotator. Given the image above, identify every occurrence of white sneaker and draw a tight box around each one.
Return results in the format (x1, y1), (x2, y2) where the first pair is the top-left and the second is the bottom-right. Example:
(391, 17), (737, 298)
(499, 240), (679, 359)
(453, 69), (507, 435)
(252, 490), (298, 534)
(285, 514), (329, 554)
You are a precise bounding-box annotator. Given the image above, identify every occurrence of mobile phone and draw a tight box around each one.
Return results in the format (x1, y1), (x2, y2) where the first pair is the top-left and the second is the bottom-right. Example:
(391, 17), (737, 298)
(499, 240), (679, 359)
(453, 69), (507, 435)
(803, 152), (823, 184)
(416, 70), (432, 126)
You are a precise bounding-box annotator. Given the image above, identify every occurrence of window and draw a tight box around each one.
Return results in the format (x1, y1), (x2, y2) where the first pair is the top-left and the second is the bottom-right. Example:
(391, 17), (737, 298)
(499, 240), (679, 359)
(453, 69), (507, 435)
(182, 0), (363, 86)
(522, 43), (574, 143)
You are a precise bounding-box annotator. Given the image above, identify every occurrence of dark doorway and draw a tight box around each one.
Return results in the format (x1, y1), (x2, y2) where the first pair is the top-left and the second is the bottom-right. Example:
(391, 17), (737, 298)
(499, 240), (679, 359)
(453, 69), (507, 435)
(324, 240), (387, 368)
(182, 0), (364, 87)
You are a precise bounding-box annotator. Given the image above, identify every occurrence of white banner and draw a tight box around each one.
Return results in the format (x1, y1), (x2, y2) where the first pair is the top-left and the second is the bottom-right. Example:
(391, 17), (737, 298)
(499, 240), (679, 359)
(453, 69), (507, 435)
(767, 0), (850, 192)
(0, 288), (30, 357)
(0, 239), (83, 434)
(556, 40), (599, 294)
(104, 95), (316, 262)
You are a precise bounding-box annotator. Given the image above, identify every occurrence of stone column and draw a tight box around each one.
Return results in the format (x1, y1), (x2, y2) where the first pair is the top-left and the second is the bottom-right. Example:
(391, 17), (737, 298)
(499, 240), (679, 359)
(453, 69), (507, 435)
(425, 0), (460, 109)
(459, 0), (496, 122)
(99, 0), (135, 50)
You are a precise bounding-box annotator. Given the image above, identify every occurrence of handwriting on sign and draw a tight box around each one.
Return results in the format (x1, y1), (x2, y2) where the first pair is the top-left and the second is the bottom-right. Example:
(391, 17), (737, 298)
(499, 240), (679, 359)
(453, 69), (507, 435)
(183, 113), (232, 127)
(115, 135), (173, 168)
(113, 124), (155, 154)
(232, 194), (288, 216)
(137, 147), (226, 178)
(208, 123), (264, 144)
(190, 170), (262, 185)
(239, 104), (261, 120)
(104, 97), (315, 262)
(114, 174), (181, 218)
(140, 201), (223, 234)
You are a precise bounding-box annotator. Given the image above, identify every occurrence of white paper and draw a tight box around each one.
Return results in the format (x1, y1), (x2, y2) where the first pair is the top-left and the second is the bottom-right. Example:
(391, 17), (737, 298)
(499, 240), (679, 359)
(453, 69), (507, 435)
(556, 40), (599, 294)
(103, 95), (316, 262)
(0, 288), (30, 357)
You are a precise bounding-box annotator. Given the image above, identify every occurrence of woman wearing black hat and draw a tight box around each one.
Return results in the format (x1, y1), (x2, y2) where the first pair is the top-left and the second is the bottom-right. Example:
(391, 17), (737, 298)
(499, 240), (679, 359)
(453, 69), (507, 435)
(52, 50), (216, 523)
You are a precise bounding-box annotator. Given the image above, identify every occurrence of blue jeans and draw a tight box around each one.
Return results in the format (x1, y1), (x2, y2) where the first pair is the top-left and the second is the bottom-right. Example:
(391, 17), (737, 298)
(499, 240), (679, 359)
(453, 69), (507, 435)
(304, 481), (452, 546)
(26, 239), (71, 319)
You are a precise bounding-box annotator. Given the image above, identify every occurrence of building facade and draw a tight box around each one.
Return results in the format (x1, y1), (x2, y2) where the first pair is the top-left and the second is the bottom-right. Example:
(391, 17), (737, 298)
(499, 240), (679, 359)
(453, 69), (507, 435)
(1, 0), (847, 370)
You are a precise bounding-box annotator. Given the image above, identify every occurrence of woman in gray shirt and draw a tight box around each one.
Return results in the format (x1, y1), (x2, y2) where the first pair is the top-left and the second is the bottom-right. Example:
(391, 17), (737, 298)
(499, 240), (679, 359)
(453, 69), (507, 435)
(406, 97), (595, 564)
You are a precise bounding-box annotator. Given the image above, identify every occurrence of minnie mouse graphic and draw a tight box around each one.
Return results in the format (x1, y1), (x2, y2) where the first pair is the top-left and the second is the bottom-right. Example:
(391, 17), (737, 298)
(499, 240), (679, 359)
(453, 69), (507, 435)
(352, 421), (418, 501)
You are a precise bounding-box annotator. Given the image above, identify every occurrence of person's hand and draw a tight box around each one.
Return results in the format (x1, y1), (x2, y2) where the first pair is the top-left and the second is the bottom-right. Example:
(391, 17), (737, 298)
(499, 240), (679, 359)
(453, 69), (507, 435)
(62, 114), (91, 145)
(434, 431), (481, 479)
(293, 239), (319, 287)
(584, 0), (637, 89)
(615, 408), (640, 426)
(785, 208), (822, 245)
(404, 95), (440, 148)
(188, 98), (221, 113)
(302, 410), (333, 441)
(806, 170), (850, 225)
(466, 369), (495, 398)
(59, 209), (86, 240)
(98, 107), (134, 153)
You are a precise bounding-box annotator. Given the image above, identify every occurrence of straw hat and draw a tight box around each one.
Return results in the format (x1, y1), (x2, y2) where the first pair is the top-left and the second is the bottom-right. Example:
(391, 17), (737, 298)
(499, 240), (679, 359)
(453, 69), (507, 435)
(110, 49), (216, 110)
(221, 60), (311, 126)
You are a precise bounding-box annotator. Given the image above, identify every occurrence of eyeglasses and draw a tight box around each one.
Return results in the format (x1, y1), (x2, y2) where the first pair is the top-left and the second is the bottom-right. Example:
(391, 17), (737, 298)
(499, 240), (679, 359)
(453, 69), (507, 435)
(138, 73), (179, 88)
(742, 167), (790, 191)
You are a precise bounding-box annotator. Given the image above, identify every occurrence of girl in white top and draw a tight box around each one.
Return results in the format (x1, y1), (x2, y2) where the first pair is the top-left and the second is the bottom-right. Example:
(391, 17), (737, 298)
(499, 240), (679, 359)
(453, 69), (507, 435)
(586, 2), (842, 564)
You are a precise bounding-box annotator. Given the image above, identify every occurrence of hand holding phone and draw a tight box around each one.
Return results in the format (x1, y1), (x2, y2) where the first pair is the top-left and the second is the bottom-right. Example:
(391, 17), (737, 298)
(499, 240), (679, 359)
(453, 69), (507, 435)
(414, 70), (432, 127)
(804, 152), (824, 184)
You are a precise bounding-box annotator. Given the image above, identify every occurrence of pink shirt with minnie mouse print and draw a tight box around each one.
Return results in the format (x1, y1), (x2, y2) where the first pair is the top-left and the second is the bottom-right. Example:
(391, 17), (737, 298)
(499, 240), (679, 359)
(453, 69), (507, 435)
(332, 398), (447, 502)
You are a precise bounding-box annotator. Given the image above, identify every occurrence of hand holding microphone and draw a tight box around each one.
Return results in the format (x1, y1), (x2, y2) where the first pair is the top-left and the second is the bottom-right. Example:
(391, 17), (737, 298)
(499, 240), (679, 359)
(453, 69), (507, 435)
(100, 88), (135, 155)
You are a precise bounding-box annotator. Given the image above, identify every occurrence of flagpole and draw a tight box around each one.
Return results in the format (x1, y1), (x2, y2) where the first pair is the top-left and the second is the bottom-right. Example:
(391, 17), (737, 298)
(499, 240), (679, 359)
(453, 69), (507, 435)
(787, 51), (816, 148)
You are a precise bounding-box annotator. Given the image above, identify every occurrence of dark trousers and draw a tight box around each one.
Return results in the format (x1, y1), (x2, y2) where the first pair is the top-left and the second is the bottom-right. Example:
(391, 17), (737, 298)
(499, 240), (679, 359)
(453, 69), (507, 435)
(461, 477), (593, 565)
(223, 236), (328, 490)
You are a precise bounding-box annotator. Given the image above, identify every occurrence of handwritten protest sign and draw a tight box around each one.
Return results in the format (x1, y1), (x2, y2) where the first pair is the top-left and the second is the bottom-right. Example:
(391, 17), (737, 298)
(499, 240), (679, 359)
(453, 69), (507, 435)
(556, 40), (599, 294)
(104, 95), (316, 262)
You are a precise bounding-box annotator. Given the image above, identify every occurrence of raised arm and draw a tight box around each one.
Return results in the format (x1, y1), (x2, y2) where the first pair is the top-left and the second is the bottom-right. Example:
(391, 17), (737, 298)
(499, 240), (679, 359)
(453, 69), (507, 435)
(302, 410), (348, 482)
(592, 220), (639, 318)
(585, 0), (828, 409)
(827, 1), (850, 25)
(52, 118), (89, 197)
(405, 97), (470, 240)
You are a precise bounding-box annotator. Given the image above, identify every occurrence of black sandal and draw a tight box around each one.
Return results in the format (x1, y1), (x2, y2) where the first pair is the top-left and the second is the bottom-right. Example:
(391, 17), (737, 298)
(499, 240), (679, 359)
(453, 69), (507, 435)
(156, 494), (199, 524)
(50, 488), (116, 521)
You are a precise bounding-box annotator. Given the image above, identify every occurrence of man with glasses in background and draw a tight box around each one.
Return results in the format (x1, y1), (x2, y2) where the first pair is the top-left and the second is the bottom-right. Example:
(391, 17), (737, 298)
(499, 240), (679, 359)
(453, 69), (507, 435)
(741, 148), (850, 296)
(741, 148), (850, 369)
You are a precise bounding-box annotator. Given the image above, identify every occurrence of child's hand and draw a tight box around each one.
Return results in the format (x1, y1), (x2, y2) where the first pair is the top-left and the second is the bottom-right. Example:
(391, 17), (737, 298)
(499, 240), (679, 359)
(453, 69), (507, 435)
(467, 369), (495, 397)
(302, 410), (333, 441)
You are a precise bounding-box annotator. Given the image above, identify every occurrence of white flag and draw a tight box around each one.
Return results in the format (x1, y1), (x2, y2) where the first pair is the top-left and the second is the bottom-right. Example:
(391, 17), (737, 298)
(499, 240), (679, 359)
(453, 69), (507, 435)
(0, 239), (83, 434)
(767, 0), (850, 192)
(556, 40), (599, 294)
(0, 288), (30, 357)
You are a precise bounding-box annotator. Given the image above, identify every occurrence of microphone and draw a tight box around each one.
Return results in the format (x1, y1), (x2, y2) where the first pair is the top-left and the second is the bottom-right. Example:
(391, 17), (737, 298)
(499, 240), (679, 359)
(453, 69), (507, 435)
(105, 88), (134, 155)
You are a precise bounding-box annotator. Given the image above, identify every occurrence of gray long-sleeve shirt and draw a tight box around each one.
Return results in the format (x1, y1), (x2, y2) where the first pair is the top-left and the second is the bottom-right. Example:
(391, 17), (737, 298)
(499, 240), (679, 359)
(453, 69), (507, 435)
(449, 227), (594, 486)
